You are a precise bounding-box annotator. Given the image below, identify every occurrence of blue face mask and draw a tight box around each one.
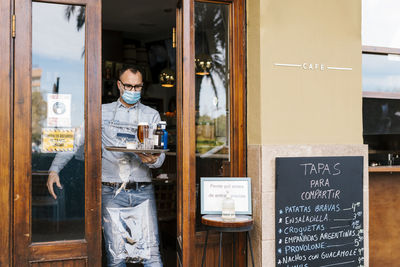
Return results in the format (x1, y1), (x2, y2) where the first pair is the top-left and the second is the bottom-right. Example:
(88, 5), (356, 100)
(122, 90), (141, 104)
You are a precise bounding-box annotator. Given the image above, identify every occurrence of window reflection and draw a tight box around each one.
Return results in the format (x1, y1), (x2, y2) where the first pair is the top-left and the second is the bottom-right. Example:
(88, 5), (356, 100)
(362, 0), (400, 49)
(362, 53), (400, 93)
(31, 2), (85, 242)
(195, 2), (230, 228)
(195, 2), (230, 159)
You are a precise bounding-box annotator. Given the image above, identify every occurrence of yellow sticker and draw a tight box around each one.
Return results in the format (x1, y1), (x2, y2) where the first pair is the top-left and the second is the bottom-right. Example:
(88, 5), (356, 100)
(41, 128), (75, 152)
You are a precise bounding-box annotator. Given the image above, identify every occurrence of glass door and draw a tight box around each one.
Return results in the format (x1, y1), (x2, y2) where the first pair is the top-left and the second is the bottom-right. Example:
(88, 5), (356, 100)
(176, 0), (246, 265)
(31, 1), (86, 243)
(14, 0), (101, 265)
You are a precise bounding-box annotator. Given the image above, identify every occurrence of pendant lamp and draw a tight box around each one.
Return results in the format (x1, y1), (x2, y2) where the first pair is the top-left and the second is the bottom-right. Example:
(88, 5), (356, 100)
(195, 53), (212, 76)
(160, 68), (175, 88)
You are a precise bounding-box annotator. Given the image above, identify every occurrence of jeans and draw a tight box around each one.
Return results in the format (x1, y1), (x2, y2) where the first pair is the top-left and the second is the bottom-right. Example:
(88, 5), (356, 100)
(102, 184), (163, 267)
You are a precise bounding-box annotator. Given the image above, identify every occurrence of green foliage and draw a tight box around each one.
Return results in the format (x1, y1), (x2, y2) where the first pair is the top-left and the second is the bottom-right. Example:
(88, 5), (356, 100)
(32, 91), (47, 145)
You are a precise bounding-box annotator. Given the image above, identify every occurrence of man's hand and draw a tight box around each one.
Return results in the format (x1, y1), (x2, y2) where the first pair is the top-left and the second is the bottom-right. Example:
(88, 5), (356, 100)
(137, 153), (160, 164)
(47, 171), (62, 199)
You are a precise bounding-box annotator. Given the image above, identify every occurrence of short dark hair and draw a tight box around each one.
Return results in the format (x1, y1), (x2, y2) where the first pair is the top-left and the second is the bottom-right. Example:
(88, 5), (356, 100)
(118, 65), (143, 80)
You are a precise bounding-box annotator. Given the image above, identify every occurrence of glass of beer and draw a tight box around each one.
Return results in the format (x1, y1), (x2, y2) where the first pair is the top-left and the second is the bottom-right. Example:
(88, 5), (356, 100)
(138, 122), (149, 145)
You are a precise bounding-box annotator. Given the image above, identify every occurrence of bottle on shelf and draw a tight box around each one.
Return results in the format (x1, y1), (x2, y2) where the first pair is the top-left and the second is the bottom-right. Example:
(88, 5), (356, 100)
(153, 123), (164, 149)
(159, 121), (168, 149)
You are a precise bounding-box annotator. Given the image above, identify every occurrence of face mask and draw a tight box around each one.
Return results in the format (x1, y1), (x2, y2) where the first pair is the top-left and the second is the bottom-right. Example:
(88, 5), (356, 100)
(122, 90), (141, 104)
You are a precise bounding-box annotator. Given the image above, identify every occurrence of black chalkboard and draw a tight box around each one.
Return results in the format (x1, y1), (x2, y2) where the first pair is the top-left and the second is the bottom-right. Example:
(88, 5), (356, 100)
(275, 157), (364, 267)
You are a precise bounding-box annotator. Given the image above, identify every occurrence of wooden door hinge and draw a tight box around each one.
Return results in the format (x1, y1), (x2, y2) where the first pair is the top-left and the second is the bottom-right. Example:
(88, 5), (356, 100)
(12, 14), (16, 38)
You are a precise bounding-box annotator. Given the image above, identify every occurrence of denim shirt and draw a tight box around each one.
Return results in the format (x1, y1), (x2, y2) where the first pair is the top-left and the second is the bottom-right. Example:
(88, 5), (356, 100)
(49, 99), (165, 182)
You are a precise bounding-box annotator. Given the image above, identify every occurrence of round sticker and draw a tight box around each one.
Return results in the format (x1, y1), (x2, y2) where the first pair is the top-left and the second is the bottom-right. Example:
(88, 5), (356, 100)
(53, 102), (66, 115)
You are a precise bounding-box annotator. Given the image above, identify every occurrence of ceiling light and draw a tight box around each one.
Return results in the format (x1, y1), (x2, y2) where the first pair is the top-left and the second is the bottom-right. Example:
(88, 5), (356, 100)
(160, 68), (175, 87)
(195, 54), (212, 75)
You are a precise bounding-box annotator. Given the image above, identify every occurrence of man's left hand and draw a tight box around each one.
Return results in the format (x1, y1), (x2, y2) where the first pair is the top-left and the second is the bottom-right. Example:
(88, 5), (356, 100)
(137, 153), (160, 164)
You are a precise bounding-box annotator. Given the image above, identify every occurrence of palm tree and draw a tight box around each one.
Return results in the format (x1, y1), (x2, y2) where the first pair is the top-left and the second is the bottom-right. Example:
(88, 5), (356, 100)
(65, 5), (85, 31)
(195, 3), (229, 109)
(65, 5), (85, 57)
(195, 3), (229, 142)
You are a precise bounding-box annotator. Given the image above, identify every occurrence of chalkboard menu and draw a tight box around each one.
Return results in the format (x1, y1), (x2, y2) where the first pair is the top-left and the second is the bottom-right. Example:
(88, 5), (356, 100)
(275, 157), (364, 267)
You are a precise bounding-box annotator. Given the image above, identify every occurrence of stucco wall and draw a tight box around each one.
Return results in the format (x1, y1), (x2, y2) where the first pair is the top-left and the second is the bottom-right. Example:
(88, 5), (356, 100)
(246, 1), (366, 266)
(247, 0), (362, 145)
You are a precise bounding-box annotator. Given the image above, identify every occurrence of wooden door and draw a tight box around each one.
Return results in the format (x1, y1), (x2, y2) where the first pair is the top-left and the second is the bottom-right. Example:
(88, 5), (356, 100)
(176, 0), (196, 265)
(0, 0), (12, 266)
(13, 0), (101, 266)
(176, 0), (246, 265)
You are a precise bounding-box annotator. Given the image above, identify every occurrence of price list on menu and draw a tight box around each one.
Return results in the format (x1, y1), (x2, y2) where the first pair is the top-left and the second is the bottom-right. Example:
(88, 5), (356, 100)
(275, 157), (364, 267)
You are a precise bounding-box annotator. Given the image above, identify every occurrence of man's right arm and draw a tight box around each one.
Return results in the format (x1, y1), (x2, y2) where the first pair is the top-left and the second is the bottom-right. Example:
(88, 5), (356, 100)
(47, 152), (74, 199)
(47, 123), (86, 199)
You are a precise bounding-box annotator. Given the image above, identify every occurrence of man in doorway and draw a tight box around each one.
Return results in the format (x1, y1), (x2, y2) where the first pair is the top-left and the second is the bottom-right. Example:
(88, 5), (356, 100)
(47, 66), (165, 267)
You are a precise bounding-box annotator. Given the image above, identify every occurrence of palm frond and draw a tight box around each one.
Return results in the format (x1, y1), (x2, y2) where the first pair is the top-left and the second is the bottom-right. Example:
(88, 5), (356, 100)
(65, 5), (75, 21)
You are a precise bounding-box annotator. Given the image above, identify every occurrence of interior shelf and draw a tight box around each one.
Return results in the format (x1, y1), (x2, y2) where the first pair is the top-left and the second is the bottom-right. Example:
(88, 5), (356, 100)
(369, 166), (400, 173)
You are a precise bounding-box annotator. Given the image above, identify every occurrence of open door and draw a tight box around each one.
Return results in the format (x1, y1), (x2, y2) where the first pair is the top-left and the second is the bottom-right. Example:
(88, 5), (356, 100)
(13, 0), (101, 265)
(176, 0), (246, 265)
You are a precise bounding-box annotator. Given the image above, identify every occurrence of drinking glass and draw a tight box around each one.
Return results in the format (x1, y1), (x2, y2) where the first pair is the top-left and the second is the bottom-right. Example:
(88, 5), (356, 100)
(138, 122), (149, 144)
(144, 138), (153, 150)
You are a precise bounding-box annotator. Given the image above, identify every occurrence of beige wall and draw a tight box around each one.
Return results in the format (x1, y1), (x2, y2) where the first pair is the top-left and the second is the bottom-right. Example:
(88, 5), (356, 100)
(246, 1), (366, 266)
(247, 0), (362, 145)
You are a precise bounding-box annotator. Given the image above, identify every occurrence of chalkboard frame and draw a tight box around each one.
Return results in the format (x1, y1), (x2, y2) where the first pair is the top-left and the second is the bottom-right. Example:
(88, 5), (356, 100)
(275, 156), (364, 267)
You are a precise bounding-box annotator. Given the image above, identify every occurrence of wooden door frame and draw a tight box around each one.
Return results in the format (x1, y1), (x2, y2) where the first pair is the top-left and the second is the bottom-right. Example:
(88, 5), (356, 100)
(13, 0), (101, 265)
(177, 0), (246, 265)
(176, 0), (197, 264)
(0, 0), (12, 266)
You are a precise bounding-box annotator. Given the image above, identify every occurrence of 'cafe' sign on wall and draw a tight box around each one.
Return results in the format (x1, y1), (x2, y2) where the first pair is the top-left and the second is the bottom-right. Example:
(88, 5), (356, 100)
(274, 62), (352, 71)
